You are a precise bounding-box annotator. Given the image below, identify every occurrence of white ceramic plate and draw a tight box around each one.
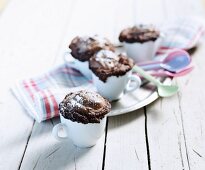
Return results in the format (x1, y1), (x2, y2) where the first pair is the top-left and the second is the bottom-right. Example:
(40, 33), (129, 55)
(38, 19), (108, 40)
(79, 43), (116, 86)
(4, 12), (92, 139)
(109, 78), (170, 116)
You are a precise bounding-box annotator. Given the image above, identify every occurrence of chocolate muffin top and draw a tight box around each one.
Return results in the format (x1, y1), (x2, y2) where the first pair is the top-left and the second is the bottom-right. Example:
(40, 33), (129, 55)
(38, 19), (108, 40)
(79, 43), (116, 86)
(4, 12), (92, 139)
(69, 35), (115, 62)
(59, 90), (111, 124)
(89, 50), (134, 82)
(119, 25), (160, 43)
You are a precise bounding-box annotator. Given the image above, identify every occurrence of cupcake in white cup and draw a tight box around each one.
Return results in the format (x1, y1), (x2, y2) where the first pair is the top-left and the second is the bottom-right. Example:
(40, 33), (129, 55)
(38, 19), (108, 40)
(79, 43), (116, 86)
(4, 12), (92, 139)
(68, 35), (115, 79)
(52, 90), (111, 148)
(89, 50), (141, 101)
(119, 25), (163, 63)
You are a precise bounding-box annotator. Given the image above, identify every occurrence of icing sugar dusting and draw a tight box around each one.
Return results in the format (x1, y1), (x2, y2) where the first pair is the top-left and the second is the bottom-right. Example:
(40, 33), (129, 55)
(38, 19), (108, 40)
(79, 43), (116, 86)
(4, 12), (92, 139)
(96, 50), (118, 68)
(78, 35), (109, 53)
(75, 95), (82, 102)
(86, 92), (102, 103)
(70, 94), (83, 107)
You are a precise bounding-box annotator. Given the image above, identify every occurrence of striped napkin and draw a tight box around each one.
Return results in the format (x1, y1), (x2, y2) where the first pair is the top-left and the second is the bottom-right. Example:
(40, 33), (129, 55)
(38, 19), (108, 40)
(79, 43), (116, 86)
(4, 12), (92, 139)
(12, 17), (205, 122)
(12, 65), (94, 122)
(158, 17), (204, 53)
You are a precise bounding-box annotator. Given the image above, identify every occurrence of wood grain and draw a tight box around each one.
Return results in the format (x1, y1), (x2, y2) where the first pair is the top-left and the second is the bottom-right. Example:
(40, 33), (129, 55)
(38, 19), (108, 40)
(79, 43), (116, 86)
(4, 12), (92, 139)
(145, 0), (205, 169)
(104, 109), (148, 170)
(19, 0), (118, 169)
(0, 0), (74, 168)
(104, 0), (170, 169)
(176, 43), (205, 169)
(0, 0), (205, 169)
(103, 1), (149, 169)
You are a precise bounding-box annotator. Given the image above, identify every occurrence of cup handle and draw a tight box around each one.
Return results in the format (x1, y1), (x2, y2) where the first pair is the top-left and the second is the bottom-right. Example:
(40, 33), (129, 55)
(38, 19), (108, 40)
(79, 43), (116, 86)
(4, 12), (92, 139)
(124, 75), (141, 93)
(52, 123), (69, 141)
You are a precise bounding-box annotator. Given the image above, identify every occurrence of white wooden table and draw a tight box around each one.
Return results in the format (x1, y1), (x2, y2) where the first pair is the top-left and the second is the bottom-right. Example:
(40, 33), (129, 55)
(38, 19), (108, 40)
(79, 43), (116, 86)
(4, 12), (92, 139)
(0, 0), (205, 169)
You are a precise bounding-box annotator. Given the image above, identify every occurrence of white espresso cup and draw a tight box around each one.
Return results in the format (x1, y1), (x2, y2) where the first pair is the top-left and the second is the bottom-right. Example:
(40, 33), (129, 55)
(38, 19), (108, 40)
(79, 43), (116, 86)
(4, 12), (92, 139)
(64, 52), (92, 79)
(52, 114), (107, 148)
(124, 33), (164, 63)
(73, 59), (92, 79)
(92, 71), (141, 101)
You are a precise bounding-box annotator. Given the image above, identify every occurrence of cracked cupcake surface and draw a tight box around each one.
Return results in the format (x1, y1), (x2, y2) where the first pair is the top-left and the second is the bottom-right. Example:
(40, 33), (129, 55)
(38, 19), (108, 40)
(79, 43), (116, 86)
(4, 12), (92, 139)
(69, 35), (115, 62)
(59, 90), (111, 124)
(119, 25), (160, 43)
(89, 50), (134, 82)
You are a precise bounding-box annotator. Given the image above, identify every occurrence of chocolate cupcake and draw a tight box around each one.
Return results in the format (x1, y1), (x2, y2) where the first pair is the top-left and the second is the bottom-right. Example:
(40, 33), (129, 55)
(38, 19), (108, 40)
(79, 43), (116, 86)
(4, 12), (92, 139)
(69, 35), (115, 62)
(89, 50), (141, 101)
(119, 25), (163, 63)
(119, 25), (160, 43)
(59, 90), (111, 124)
(67, 36), (115, 79)
(89, 50), (134, 82)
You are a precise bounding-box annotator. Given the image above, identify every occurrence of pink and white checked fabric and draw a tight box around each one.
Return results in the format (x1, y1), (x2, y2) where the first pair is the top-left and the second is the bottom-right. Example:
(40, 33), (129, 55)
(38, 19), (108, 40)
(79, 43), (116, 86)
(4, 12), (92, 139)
(12, 17), (205, 122)
(12, 65), (92, 122)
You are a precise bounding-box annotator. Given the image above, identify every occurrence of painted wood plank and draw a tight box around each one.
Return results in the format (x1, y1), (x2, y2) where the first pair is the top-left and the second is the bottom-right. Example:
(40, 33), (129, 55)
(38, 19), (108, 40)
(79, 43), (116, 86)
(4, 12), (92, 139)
(145, 93), (190, 169)
(103, 0), (160, 169)
(20, 118), (106, 170)
(19, 0), (119, 169)
(0, 0), (77, 169)
(163, 1), (205, 169)
(105, 109), (148, 170)
(143, 0), (186, 168)
(132, 0), (166, 25)
(145, 0), (205, 169)
(58, 0), (119, 44)
(104, 0), (173, 169)
(172, 1), (205, 168)
(176, 43), (205, 170)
